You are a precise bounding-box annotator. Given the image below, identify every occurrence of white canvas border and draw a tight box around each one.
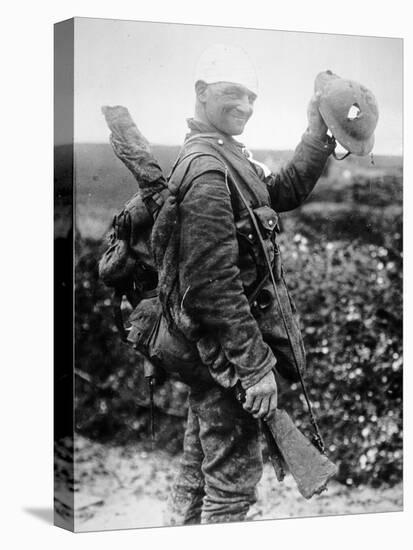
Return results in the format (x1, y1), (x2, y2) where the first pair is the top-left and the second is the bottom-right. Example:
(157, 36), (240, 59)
(1, 0), (410, 548)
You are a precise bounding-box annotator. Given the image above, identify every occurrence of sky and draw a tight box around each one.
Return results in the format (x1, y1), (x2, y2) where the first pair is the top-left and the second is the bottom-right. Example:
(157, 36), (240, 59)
(74, 17), (403, 155)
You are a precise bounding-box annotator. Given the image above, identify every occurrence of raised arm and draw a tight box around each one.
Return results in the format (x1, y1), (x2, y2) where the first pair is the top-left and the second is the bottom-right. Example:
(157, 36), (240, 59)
(264, 95), (335, 212)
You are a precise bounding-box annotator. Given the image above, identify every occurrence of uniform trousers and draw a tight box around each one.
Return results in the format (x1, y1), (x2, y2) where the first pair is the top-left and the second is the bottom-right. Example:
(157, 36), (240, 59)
(167, 382), (263, 524)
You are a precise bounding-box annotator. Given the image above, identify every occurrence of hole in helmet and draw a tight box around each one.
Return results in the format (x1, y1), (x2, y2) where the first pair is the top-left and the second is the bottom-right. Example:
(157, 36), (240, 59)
(347, 103), (361, 121)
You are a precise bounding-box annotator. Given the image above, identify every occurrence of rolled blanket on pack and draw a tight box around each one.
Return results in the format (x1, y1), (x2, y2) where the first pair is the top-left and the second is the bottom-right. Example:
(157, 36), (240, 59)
(101, 105), (168, 201)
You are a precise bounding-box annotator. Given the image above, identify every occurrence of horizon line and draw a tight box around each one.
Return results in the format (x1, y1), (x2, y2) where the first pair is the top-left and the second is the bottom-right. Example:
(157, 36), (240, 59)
(62, 141), (403, 157)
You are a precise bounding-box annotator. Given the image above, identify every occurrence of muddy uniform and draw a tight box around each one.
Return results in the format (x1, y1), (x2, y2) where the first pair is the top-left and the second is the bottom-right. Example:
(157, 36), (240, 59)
(152, 118), (334, 524)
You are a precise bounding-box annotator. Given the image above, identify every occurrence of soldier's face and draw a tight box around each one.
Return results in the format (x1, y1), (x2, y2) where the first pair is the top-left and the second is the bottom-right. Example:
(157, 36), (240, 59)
(202, 82), (257, 136)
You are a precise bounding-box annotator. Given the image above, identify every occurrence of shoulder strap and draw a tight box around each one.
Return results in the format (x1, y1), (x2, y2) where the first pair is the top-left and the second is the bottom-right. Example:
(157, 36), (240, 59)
(167, 133), (224, 180)
(168, 149), (227, 203)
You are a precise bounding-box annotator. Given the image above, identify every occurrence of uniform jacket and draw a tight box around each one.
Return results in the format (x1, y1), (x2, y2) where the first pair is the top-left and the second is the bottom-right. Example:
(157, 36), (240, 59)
(152, 119), (335, 390)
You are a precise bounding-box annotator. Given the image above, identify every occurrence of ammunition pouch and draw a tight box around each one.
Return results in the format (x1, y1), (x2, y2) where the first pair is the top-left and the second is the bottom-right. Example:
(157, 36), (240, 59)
(236, 205), (282, 283)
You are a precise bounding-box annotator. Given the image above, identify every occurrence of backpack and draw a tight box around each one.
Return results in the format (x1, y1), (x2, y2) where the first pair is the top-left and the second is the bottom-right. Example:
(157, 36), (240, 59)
(98, 150), (215, 389)
(98, 189), (164, 341)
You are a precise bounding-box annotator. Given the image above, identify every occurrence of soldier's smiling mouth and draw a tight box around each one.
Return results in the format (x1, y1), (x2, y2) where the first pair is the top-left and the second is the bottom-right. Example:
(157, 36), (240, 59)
(231, 114), (248, 122)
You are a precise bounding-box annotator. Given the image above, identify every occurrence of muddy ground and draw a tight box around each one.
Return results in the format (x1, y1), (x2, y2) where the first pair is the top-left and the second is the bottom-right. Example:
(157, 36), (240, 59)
(55, 436), (402, 532)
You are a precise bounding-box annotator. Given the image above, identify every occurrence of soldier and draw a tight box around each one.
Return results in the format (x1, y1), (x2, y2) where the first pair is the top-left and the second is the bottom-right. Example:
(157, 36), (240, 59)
(151, 44), (336, 525)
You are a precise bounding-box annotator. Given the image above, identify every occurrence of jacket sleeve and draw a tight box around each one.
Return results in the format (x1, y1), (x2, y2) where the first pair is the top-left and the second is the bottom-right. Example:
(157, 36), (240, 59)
(264, 131), (335, 212)
(178, 161), (276, 389)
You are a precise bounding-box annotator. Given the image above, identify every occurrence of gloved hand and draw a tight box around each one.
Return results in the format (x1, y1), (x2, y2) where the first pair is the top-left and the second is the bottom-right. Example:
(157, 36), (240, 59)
(306, 92), (328, 140)
(243, 370), (278, 421)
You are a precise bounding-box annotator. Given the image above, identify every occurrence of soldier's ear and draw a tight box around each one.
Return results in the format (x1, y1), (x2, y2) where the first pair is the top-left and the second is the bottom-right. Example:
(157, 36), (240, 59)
(195, 80), (209, 103)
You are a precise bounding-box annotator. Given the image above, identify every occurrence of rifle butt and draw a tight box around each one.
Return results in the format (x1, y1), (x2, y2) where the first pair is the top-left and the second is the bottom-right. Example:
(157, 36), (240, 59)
(265, 409), (338, 499)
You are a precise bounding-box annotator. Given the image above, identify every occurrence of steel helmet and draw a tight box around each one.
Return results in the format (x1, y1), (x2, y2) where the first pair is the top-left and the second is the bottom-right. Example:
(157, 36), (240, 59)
(315, 70), (379, 156)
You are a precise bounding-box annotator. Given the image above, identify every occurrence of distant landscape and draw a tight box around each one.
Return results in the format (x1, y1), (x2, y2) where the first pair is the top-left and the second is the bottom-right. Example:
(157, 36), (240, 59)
(59, 142), (402, 239)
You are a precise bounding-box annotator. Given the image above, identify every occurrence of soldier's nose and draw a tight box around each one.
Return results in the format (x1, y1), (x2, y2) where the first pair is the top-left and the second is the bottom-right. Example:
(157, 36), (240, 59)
(235, 100), (253, 118)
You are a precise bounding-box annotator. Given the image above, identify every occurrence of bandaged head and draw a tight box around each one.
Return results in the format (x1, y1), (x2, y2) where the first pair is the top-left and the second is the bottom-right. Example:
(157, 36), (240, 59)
(194, 44), (258, 96)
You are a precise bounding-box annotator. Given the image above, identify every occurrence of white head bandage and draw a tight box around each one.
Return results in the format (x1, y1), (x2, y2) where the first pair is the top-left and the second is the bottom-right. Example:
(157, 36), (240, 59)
(194, 44), (258, 96)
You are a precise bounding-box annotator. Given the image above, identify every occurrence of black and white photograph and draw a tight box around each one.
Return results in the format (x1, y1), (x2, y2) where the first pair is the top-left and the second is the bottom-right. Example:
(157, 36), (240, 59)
(54, 16), (403, 533)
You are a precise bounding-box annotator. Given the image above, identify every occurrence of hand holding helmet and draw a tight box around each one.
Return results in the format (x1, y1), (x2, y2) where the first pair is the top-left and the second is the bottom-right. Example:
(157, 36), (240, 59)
(306, 93), (328, 140)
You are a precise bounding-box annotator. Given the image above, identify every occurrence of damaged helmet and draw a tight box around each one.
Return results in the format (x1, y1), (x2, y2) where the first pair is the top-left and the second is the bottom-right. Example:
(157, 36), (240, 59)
(315, 70), (379, 156)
